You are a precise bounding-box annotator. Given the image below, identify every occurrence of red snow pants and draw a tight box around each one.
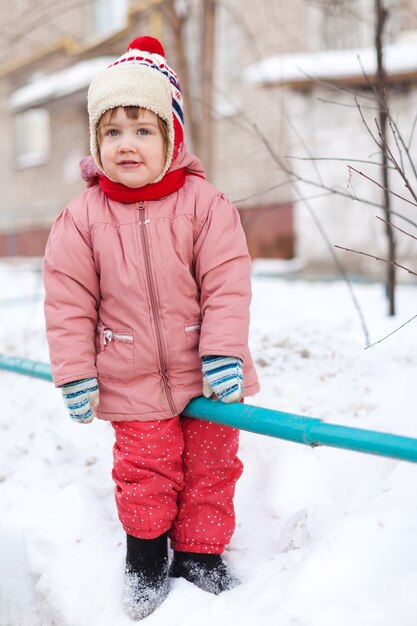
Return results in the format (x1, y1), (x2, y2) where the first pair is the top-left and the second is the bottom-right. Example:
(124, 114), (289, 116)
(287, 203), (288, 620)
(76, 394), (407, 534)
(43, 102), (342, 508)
(111, 415), (243, 554)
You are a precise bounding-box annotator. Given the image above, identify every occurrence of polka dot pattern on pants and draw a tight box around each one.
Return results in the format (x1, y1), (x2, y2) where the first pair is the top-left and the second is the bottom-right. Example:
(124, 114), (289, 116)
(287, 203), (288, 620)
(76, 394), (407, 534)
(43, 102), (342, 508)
(111, 416), (243, 553)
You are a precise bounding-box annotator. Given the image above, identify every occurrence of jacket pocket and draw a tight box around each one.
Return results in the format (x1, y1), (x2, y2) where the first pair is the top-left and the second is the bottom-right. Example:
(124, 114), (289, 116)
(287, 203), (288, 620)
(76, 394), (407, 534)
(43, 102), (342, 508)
(95, 323), (134, 380)
(184, 320), (201, 348)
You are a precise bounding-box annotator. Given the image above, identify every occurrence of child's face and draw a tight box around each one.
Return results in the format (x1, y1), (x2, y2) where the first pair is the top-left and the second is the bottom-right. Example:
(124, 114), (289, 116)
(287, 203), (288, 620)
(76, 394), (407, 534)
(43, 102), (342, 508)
(99, 108), (166, 187)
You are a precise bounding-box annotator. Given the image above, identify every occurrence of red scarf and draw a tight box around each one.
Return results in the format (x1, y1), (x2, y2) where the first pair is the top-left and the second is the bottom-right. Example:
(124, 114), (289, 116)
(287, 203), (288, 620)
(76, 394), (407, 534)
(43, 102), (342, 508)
(98, 168), (187, 202)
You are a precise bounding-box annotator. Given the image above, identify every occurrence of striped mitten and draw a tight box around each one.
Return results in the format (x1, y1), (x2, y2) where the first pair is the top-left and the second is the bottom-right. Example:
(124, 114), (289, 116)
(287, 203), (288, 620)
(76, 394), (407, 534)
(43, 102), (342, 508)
(61, 378), (99, 424)
(202, 356), (244, 403)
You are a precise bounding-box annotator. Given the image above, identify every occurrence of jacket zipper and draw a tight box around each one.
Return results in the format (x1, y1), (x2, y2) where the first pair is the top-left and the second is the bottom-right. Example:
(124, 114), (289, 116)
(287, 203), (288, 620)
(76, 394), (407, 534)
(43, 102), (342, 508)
(185, 323), (201, 334)
(98, 326), (134, 343)
(105, 330), (133, 343)
(138, 203), (177, 416)
(96, 324), (134, 350)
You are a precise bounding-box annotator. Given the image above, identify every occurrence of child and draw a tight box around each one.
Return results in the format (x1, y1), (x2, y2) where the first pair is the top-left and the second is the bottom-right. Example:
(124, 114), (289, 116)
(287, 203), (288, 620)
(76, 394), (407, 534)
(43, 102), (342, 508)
(43, 35), (259, 620)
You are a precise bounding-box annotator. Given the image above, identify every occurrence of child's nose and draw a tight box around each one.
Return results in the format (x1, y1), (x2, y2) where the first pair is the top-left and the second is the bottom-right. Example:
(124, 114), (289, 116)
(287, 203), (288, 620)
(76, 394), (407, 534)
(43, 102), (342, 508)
(118, 136), (137, 152)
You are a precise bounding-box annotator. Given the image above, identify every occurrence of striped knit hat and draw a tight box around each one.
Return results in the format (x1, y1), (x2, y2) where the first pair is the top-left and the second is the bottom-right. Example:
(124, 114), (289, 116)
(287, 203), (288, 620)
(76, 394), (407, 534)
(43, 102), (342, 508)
(87, 36), (184, 182)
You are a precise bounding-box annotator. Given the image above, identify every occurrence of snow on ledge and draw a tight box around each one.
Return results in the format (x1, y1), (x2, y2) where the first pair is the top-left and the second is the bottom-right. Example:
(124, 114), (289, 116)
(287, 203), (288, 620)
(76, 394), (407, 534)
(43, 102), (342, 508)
(9, 57), (114, 111)
(251, 257), (304, 276)
(244, 42), (417, 86)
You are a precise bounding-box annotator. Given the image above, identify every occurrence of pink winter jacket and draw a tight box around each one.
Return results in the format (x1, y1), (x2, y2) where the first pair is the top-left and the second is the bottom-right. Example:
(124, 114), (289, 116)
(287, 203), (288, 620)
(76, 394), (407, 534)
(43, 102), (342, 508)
(43, 150), (259, 422)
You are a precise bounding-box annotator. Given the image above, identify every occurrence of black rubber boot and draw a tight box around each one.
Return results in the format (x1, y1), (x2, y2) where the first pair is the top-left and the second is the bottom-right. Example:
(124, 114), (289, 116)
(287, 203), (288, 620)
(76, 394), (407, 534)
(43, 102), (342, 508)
(169, 551), (240, 595)
(122, 531), (169, 620)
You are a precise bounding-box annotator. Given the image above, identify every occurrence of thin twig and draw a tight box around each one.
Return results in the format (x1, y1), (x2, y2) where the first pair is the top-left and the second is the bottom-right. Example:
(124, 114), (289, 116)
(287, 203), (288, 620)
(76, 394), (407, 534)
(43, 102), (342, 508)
(354, 96), (383, 152)
(348, 166), (417, 209)
(237, 191), (335, 221)
(286, 155), (396, 169)
(376, 215), (417, 241)
(253, 119), (389, 210)
(233, 180), (291, 205)
(285, 116), (325, 185)
(374, 118), (417, 204)
(407, 113), (417, 151)
(389, 115), (417, 183)
(316, 97), (378, 111)
(386, 113), (405, 175)
(388, 210), (417, 229)
(296, 192), (370, 345)
(356, 54), (379, 100)
(301, 162), (386, 209)
(365, 314), (417, 349)
(249, 122), (370, 344)
(335, 244), (417, 277)
(294, 67), (375, 101)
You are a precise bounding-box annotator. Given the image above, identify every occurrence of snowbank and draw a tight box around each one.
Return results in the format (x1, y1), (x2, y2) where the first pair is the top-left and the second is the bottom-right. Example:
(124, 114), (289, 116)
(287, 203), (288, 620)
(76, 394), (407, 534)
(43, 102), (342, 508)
(1, 261), (416, 625)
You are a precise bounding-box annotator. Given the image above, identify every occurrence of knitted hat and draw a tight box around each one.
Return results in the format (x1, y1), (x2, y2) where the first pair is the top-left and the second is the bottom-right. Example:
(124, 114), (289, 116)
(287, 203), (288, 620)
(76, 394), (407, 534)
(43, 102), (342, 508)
(87, 36), (184, 182)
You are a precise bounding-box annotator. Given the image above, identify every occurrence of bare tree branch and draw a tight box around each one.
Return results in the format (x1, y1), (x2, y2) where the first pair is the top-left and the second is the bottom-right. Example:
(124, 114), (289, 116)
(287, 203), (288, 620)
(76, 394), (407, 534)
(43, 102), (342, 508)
(386, 113), (406, 175)
(316, 96), (379, 111)
(245, 119), (388, 211)
(334, 244), (417, 277)
(374, 117), (417, 204)
(407, 113), (417, 151)
(285, 116), (325, 186)
(294, 66), (376, 101)
(354, 96), (384, 152)
(233, 180), (291, 205)
(388, 210), (417, 230)
(365, 314), (417, 349)
(376, 215), (417, 242)
(389, 114), (417, 183)
(296, 189), (371, 345)
(248, 124), (370, 344)
(348, 166), (417, 209)
(286, 154), (396, 169)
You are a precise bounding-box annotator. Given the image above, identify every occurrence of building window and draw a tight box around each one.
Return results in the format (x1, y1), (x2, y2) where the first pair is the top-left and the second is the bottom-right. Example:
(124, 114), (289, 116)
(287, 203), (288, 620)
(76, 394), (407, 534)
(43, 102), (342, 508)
(213, 0), (241, 117)
(314, 0), (375, 50)
(94, 0), (127, 36)
(15, 108), (50, 169)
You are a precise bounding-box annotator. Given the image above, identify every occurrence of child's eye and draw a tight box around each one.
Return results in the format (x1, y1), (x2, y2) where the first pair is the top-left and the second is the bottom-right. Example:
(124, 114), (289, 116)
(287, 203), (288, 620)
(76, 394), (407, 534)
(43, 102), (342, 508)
(106, 129), (119, 137)
(137, 128), (151, 136)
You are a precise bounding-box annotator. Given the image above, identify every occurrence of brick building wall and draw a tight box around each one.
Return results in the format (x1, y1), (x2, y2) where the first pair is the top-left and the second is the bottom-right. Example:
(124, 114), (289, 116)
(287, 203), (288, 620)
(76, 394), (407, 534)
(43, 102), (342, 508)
(0, 1), (145, 256)
(2, 0), (415, 261)
(0, 0), (300, 259)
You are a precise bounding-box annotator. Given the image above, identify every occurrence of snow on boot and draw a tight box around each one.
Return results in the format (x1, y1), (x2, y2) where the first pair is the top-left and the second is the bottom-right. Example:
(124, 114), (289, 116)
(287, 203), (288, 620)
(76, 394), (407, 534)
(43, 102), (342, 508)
(122, 531), (169, 620)
(169, 551), (240, 595)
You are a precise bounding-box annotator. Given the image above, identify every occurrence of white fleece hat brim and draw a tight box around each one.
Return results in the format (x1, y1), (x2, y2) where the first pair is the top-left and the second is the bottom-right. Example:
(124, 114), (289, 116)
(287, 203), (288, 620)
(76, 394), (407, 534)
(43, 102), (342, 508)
(88, 63), (174, 182)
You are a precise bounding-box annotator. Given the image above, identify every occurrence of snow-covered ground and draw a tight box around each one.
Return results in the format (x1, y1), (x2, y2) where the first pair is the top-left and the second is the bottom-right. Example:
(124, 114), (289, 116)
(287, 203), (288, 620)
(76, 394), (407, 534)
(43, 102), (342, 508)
(1, 260), (416, 626)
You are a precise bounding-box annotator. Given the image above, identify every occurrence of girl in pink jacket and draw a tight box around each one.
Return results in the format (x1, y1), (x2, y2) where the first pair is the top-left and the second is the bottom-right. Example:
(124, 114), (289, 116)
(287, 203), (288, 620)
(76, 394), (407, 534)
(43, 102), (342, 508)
(43, 35), (259, 620)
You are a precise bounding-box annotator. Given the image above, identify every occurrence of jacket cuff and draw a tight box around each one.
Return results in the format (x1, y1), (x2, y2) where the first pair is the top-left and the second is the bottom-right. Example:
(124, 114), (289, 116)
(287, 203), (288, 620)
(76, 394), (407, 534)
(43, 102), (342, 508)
(199, 348), (245, 361)
(54, 371), (98, 388)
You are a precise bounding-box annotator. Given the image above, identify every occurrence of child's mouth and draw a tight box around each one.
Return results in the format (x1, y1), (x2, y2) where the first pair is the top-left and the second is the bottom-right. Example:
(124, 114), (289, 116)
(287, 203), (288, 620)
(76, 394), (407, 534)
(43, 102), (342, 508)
(119, 161), (141, 167)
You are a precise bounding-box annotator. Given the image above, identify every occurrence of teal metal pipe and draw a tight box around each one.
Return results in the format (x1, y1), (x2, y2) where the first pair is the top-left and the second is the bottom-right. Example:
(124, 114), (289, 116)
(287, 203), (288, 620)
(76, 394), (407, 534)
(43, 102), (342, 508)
(183, 397), (417, 463)
(1, 353), (417, 463)
(0, 354), (54, 382)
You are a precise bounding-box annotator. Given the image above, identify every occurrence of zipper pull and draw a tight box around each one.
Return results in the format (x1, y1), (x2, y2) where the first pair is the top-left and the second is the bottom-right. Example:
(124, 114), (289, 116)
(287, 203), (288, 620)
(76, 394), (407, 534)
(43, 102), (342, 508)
(102, 328), (114, 348)
(138, 204), (150, 225)
(138, 203), (145, 226)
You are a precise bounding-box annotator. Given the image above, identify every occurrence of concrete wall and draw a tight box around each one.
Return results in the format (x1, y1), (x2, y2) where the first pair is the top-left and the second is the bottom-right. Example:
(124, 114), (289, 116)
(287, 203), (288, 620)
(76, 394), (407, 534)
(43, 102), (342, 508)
(0, 0), (302, 258)
(288, 82), (417, 278)
(1, 0), (415, 270)
(210, 0), (310, 208)
(0, 1), (144, 245)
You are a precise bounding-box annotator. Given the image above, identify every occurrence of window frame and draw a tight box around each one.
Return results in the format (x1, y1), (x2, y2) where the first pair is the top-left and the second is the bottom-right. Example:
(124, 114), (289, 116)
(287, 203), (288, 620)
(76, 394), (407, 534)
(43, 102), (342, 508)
(14, 107), (51, 169)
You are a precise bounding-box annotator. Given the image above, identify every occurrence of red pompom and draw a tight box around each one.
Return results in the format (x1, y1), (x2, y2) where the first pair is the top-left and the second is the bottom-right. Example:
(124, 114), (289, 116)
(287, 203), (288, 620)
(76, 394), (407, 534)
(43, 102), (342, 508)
(127, 36), (165, 57)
